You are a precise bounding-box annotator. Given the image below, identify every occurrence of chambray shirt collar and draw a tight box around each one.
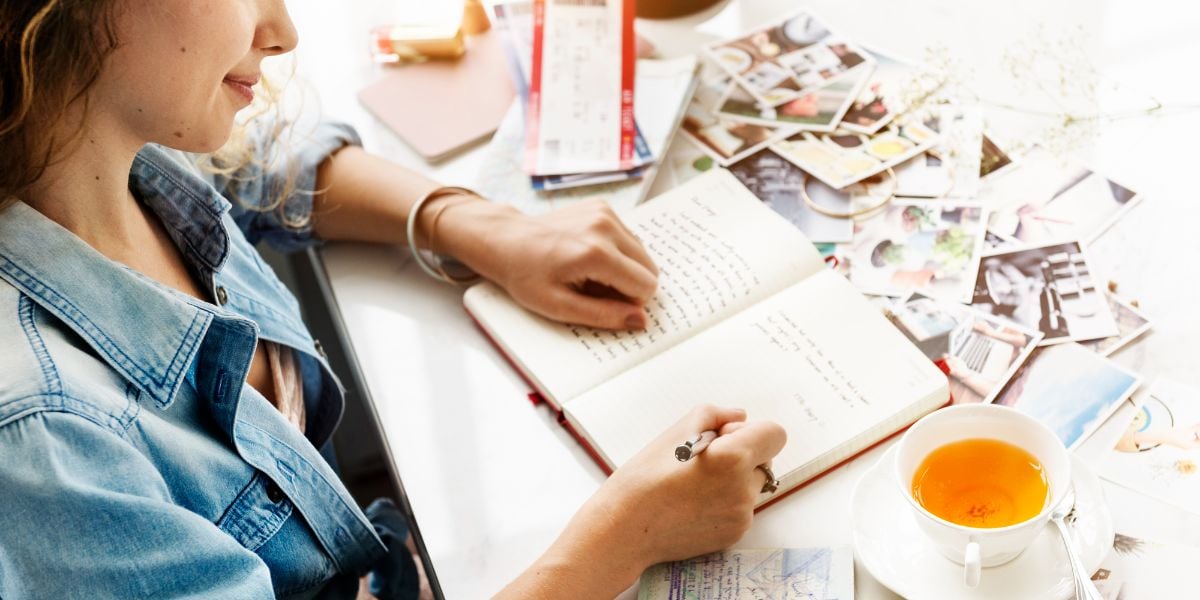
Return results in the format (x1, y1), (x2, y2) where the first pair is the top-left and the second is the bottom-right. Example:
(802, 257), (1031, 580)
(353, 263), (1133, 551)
(0, 145), (247, 409)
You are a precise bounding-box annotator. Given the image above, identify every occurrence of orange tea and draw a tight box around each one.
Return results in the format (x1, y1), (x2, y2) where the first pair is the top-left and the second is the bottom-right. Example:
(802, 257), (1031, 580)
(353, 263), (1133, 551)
(911, 438), (1049, 528)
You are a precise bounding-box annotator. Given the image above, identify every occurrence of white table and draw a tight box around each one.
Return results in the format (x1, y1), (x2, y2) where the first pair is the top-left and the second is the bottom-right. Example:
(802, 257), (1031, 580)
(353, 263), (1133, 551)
(287, 0), (1200, 597)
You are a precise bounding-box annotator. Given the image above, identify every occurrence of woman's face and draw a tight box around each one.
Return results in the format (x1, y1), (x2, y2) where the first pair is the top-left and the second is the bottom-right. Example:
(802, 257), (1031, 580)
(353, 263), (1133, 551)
(91, 0), (298, 153)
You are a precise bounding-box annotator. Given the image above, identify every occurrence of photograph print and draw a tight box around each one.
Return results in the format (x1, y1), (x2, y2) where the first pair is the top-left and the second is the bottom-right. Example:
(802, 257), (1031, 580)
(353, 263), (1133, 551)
(886, 293), (1042, 405)
(706, 11), (873, 108)
(970, 241), (1119, 344)
(848, 201), (987, 302)
(994, 342), (1141, 450)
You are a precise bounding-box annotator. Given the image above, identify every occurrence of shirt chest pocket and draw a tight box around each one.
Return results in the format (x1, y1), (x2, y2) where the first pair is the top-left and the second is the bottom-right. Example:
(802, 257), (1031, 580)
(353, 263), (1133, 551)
(217, 471), (338, 597)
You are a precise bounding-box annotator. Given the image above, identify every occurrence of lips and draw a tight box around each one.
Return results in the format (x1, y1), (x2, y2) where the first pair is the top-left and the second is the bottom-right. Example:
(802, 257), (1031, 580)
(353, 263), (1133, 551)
(222, 74), (260, 103)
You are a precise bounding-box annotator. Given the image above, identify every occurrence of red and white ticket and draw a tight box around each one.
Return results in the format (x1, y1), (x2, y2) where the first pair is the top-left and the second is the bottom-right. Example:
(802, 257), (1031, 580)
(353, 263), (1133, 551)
(525, 0), (636, 176)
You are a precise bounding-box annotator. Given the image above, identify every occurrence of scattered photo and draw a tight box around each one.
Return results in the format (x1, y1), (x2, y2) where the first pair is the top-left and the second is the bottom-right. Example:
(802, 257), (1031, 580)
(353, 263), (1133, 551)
(771, 113), (941, 189)
(894, 107), (984, 199)
(1101, 379), (1200, 515)
(680, 82), (799, 166)
(970, 241), (1119, 344)
(840, 51), (927, 135)
(886, 293), (1042, 404)
(979, 134), (1015, 179)
(1079, 293), (1153, 357)
(994, 342), (1141, 449)
(727, 149), (854, 243)
(983, 147), (1142, 246)
(716, 67), (870, 132)
(1090, 532), (1200, 600)
(848, 202), (988, 302)
(706, 12), (874, 107)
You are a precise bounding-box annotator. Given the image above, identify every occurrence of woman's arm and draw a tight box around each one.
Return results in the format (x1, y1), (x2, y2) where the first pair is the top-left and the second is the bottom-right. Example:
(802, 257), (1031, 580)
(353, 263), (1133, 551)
(497, 405), (787, 599)
(312, 146), (659, 330)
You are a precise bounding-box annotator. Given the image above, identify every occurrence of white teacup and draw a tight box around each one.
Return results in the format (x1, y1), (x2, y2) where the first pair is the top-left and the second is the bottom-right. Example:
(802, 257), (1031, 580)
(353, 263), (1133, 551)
(893, 404), (1072, 588)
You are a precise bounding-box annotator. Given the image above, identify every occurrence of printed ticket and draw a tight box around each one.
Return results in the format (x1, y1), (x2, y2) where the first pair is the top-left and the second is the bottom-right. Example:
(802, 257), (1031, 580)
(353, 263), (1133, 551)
(525, 0), (636, 175)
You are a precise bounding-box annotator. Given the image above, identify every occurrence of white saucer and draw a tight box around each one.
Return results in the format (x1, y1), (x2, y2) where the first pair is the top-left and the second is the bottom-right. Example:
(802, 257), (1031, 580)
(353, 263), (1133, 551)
(851, 446), (1114, 600)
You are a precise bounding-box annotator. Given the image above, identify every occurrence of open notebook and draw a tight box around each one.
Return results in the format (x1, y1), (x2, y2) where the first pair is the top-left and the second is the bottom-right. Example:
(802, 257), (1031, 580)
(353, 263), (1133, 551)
(464, 169), (949, 507)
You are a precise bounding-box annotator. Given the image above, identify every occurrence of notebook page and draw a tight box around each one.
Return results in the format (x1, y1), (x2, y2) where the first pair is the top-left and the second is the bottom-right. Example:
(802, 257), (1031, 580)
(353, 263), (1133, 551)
(463, 168), (825, 404)
(563, 269), (948, 501)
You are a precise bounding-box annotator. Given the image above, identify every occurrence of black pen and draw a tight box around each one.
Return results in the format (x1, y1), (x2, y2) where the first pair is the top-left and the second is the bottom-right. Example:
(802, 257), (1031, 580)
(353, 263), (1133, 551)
(675, 430), (717, 461)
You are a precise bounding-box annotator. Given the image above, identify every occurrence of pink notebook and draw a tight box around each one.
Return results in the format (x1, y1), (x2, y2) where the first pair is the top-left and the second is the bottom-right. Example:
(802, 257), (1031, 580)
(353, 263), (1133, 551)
(358, 31), (515, 162)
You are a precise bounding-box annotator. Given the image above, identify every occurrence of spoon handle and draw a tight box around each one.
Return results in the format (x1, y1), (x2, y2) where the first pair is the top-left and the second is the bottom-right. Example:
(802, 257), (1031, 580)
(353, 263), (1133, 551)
(1051, 516), (1104, 600)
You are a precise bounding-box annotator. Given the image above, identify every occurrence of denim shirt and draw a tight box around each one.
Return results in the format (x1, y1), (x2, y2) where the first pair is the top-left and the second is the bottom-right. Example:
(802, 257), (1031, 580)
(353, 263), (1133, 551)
(0, 123), (387, 598)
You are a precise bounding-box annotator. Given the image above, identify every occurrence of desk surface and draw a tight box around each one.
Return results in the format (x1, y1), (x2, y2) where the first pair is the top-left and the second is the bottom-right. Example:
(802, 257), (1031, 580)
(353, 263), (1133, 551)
(288, 0), (1200, 597)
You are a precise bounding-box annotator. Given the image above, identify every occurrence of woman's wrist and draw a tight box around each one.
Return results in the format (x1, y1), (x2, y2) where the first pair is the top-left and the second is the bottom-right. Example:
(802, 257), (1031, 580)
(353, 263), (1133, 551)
(424, 196), (522, 282)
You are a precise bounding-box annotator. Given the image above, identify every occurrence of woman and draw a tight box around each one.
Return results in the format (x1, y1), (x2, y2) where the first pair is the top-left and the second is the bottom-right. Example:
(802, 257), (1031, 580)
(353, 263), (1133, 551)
(0, 1), (786, 598)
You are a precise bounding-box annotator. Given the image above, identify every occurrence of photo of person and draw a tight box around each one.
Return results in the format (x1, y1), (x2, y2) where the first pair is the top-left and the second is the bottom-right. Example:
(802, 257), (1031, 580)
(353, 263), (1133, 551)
(984, 147), (1142, 245)
(848, 202), (987, 302)
(1101, 379), (1200, 515)
(971, 241), (1120, 344)
(994, 343), (1142, 449)
(1079, 292), (1153, 357)
(727, 149), (854, 242)
(886, 294), (1042, 404)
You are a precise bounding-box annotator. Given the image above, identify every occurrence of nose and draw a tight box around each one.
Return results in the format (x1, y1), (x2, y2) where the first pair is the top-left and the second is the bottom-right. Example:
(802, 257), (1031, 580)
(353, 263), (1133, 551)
(257, 0), (299, 56)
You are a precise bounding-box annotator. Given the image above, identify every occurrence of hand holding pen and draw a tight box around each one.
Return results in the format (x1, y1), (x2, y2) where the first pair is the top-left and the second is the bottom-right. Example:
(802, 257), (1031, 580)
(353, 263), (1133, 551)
(676, 428), (780, 494)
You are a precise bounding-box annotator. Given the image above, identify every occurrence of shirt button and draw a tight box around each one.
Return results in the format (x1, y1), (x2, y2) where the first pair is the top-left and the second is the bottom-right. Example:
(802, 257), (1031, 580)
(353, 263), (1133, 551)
(314, 339), (327, 359)
(266, 481), (285, 503)
(214, 285), (229, 306)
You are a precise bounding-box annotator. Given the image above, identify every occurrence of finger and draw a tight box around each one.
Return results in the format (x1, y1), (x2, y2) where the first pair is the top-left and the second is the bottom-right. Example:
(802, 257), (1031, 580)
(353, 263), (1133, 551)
(708, 420), (787, 468)
(682, 404), (747, 435)
(568, 246), (658, 305)
(718, 421), (747, 436)
(541, 287), (648, 330)
(609, 216), (659, 276)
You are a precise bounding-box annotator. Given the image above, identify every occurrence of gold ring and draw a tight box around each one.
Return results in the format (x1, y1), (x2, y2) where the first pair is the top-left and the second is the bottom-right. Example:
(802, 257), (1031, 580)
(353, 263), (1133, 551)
(757, 464), (780, 494)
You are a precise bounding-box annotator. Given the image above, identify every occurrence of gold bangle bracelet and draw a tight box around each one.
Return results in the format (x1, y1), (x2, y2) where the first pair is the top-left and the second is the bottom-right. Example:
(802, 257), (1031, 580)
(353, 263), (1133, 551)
(799, 168), (897, 220)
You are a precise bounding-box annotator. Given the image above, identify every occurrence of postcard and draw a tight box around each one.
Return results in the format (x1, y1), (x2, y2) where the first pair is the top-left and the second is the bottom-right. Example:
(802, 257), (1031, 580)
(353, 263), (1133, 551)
(771, 112), (942, 189)
(681, 82), (800, 166)
(982, 147), (1143, 246)
(970, 241), (1119, 344)
(715, 65), (872, 132)
(706, 11), (875, 108)
(1090, 532), (1200, 600)
(638, 546), (854, 600)
(886, 293), (1042, 404)
(993, 342), (1142, 449)
(1100, 379), (1200, 515)
(1079, 293), (1153, 356)
(727, 149), (854, 243)
(847, 201), (988, 302)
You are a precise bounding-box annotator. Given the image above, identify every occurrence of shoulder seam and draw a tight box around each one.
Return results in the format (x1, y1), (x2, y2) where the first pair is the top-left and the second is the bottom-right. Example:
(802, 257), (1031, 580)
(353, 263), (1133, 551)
(0, 393), (133, 441)
(16, 294), (61, 395)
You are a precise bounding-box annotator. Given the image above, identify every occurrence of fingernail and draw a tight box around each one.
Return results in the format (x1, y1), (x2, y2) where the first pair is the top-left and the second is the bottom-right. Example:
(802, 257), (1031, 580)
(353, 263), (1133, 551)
(625, 313), (645, 329)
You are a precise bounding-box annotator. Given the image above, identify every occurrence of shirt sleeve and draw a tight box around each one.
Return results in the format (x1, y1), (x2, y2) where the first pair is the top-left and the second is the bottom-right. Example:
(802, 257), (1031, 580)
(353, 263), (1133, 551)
(0, 410), (275, 599)
(211, 119), (363, 253)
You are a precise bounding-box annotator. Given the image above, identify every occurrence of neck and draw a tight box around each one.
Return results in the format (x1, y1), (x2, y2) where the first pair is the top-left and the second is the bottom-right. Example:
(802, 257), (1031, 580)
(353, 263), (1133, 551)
(22, 110), (151, 260)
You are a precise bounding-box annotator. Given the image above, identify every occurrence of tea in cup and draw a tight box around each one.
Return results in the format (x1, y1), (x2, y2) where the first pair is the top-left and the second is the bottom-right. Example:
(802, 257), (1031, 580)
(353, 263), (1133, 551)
(894, 404), (1071, 588)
